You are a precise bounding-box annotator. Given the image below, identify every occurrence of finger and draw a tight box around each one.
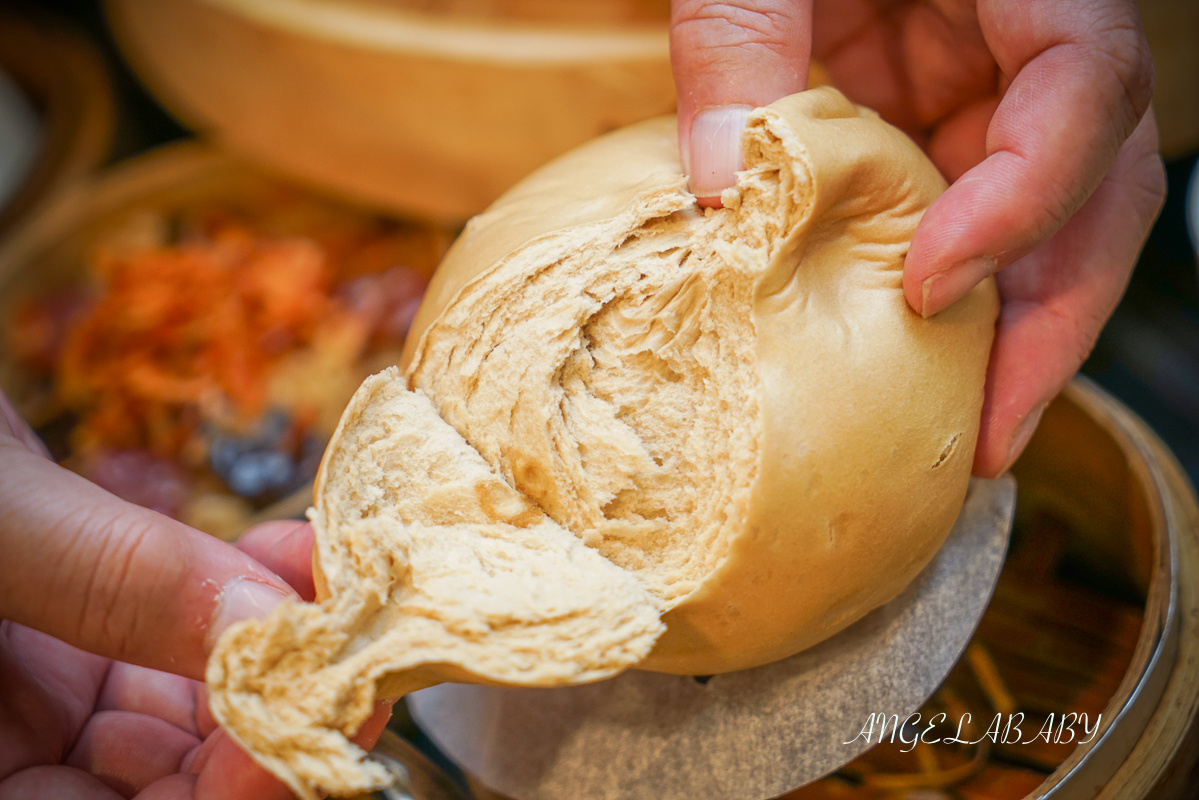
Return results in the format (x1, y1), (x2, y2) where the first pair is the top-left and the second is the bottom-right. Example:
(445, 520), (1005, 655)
(66, 711), (198, 797)
(134, 773), (196, 800)
(671, 0), (812, 203)
(0, 765), (123, 800)
(97, 663), (201, 736)
(906, 0), (1155, 315)
(193, 685), (218, 739)
(972, 110), (1165, 477)
(0, 622), (109, 776)
(186, 702), (392, 799)
(191, 730), (293, 800)
(0, 444), (296, 681)
(236, 521), (316, 602)
(926, 96), (1000, 182)
(812, 1), (998, 136)
(353, 701), (395, 752)
(0, 392), (50, 459)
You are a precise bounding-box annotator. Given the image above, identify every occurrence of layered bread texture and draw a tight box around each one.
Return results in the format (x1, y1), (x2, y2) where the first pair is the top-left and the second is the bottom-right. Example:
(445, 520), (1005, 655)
(206, 87), (998, 799)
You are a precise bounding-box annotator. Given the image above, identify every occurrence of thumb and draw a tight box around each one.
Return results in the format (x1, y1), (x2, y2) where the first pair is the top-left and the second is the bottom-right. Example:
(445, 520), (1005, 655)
(0, 439), (297, 681)
(671, 0), (812, 204)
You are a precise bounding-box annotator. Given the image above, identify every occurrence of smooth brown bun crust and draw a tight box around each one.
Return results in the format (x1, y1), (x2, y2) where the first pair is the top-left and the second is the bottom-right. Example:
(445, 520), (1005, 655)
(208, 87), (997, 799)
(402, 86), (998, 672)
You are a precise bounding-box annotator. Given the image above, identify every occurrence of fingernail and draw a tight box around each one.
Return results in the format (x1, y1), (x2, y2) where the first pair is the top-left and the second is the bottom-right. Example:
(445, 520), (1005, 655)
(1001, 402), (1048, 473)
(206, 578), (292, 654)
(689, 105), (752, 201)
(920, 255), (998, 317)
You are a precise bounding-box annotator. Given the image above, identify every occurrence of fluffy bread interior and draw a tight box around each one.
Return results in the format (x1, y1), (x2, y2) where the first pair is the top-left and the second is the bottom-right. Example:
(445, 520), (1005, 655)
(406, 110), (823, 608)
(411, 208), (761, 605)
(207, 374), (663, 799)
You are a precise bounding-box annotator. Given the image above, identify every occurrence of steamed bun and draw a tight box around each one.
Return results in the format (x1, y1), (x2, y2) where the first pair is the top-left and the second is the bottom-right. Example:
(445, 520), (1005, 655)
(206, 87), (997, 799)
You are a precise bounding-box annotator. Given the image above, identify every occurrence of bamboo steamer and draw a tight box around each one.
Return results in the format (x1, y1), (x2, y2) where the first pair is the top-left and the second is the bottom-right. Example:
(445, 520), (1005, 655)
(1017, 380), (1194, 798)
(102, 0), (678, 223)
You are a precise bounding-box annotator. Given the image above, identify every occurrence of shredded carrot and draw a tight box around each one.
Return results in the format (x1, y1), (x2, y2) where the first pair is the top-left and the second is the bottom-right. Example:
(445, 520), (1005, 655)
(55, 224), (369, 458)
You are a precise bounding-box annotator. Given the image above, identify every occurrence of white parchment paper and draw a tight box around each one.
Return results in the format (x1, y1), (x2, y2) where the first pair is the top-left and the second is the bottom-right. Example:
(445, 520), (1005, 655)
(409, 476), (1015, 800)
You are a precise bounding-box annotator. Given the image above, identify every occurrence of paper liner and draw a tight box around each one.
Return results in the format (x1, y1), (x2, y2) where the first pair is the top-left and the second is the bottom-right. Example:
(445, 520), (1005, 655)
(409, 475), (1015, 800)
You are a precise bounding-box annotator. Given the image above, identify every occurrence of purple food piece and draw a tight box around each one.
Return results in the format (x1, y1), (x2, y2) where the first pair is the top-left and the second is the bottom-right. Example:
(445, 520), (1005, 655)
(86, 449), (188, 518)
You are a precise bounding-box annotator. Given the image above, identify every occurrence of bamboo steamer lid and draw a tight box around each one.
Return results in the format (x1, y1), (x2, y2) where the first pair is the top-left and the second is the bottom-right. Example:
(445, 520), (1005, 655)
(103, 0), (679, 223)
(104, 0), (1192, 225)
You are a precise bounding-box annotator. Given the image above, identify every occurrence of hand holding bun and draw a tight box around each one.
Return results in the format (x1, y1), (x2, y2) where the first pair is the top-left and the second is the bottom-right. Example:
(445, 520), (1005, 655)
(206, 87), (997, 799)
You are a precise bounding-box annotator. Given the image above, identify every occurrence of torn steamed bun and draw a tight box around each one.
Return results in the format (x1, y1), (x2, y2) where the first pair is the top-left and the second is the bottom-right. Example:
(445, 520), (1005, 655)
(206, 86), (997, 799)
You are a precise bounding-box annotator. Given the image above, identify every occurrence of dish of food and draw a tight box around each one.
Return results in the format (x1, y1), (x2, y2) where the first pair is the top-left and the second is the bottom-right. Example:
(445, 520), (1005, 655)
(1, 145), (450, 538)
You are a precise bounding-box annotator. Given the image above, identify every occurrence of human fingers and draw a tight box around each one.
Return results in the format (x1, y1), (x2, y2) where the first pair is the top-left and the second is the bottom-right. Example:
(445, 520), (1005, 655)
(811, 0), (997, 137)
(0, 392), (49, 458)
(135, 774), (197, 800)
(66, 711), (198, 797)
(186, 730), (292, 800)
(0, 443), (296, 682)
(187, 703), (392, 800)
(972, 110), (1165, 477)
(905, 0), (1155, 315)
(671, 0), (812, 204)
(236, 520), (316, 601)
(97, 662), (202, 735)
(0, 622), (110, 775)
(926, 97), (1000, 183)
(0, 765), (123, 800)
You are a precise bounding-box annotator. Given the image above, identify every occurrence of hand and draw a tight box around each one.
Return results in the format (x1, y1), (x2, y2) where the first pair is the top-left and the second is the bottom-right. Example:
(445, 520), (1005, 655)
(0, 394), (388, 799)
(670, 0), (1166, 476)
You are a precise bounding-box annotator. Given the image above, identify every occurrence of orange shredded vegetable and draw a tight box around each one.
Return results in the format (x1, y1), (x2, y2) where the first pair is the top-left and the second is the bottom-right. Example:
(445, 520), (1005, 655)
(56, 223), (369, 458)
